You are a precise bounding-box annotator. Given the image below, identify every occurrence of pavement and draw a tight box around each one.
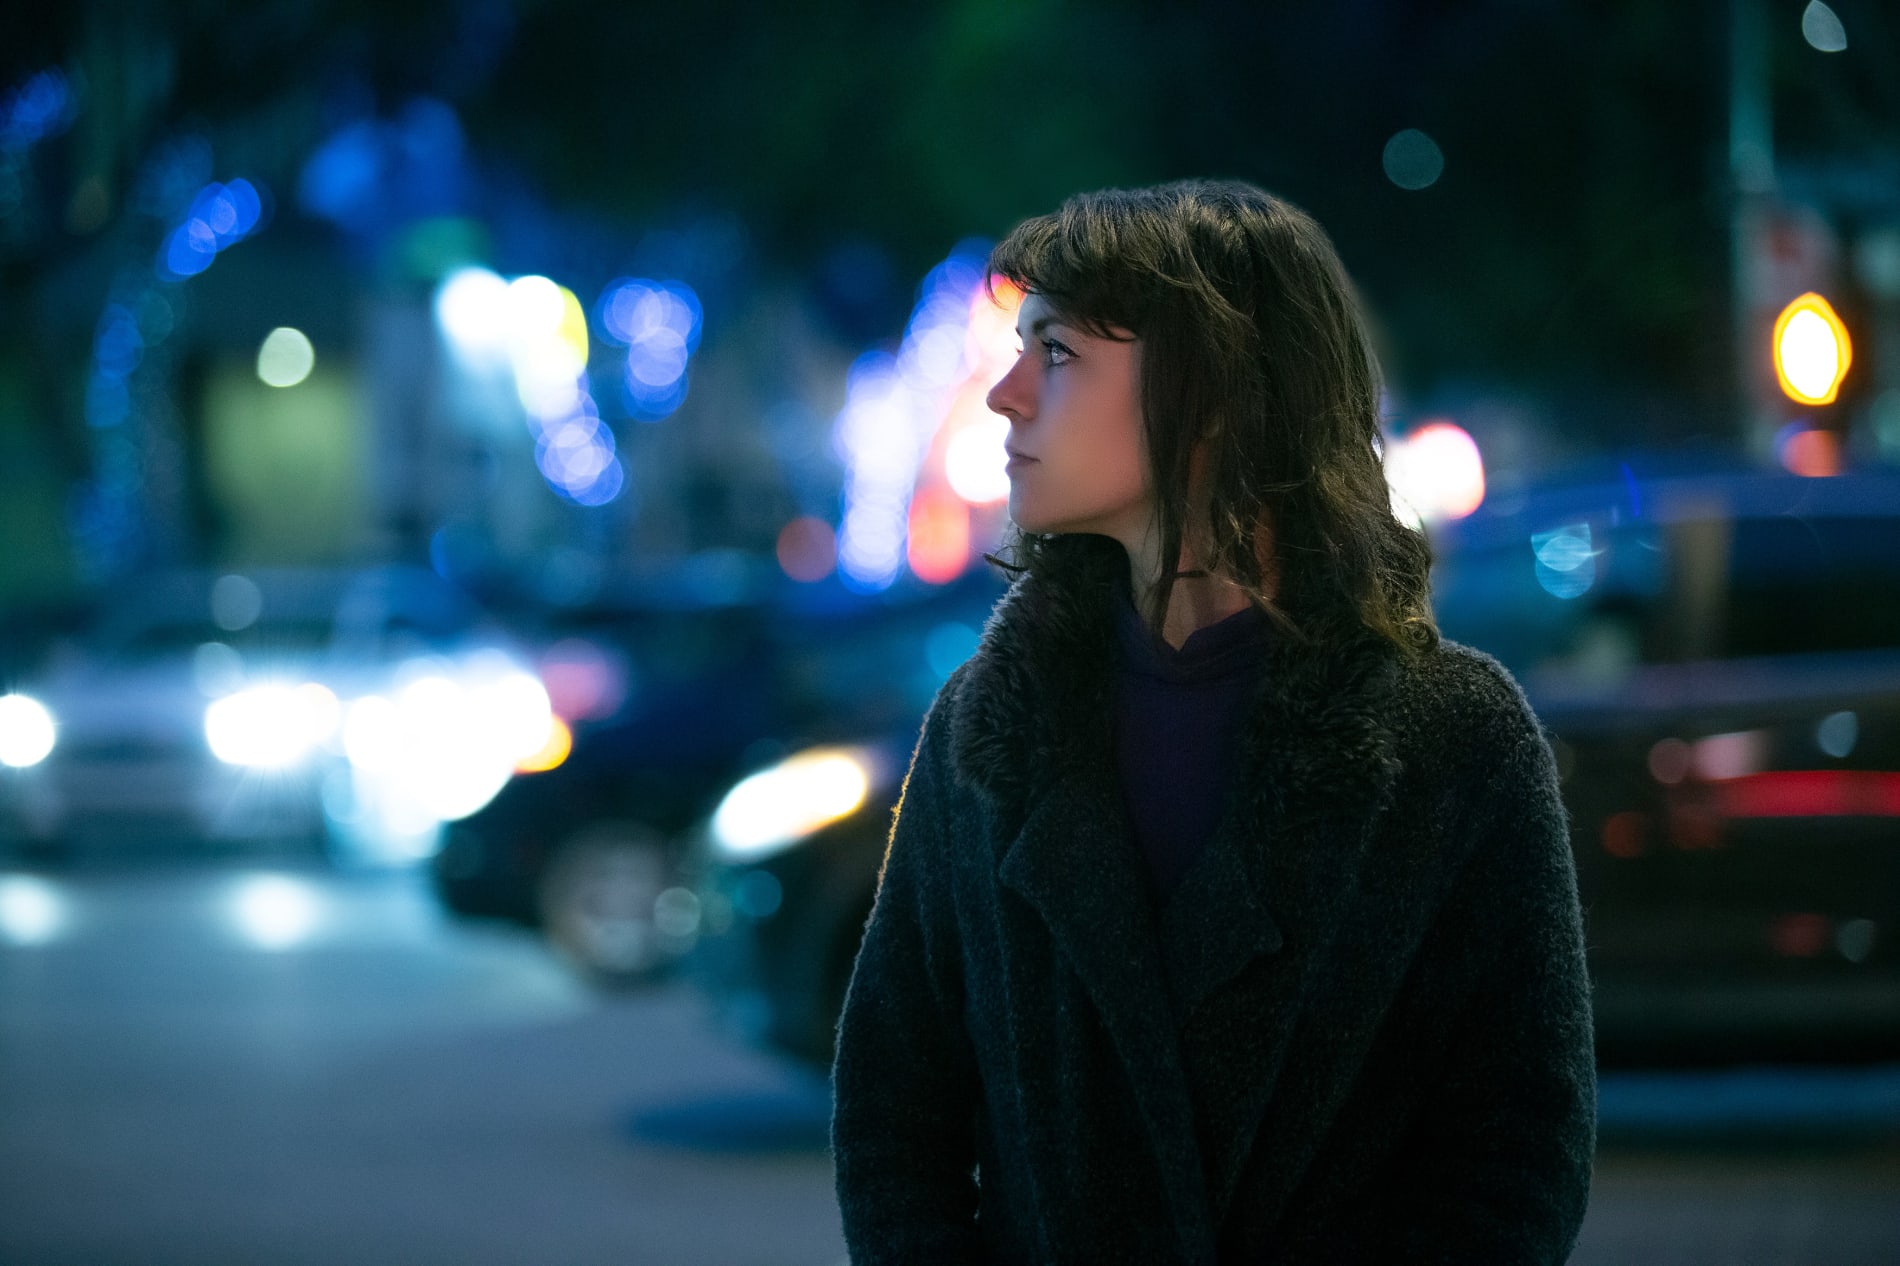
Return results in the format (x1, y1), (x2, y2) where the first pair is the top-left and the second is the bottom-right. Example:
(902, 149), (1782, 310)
(0, 860), (1895, 1265)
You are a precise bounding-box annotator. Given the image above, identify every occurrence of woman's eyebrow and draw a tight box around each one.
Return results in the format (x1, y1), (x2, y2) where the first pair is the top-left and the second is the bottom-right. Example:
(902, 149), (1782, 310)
(1014, 315), (1064, 340)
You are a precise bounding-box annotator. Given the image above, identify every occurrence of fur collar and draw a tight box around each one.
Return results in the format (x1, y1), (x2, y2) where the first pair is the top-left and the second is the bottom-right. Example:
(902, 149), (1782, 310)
(948, 534), (1405, 830)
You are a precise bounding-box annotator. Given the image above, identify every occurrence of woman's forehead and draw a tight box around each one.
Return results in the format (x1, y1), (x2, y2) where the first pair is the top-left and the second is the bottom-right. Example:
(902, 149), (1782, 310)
(1016, 292), (1135, 342)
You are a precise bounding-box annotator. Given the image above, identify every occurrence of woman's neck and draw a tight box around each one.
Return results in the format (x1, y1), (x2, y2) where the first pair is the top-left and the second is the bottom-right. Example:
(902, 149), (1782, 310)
(1123, 535), (1259, 651)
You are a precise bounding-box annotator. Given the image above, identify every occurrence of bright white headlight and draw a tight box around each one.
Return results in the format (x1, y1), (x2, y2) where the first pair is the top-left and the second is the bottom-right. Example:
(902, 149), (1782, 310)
(340, 663), (551, 824)
(204, 683), (340, 768)
(0, 694), (57, 768)
(711, 747), (873, 860)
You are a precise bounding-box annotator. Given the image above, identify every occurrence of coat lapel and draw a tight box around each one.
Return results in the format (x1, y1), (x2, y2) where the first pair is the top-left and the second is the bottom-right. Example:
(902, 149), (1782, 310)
(950, 535), (1407, 1253)
(1164, 632), (1405, 1232)
(996, 761), (1217, 1260)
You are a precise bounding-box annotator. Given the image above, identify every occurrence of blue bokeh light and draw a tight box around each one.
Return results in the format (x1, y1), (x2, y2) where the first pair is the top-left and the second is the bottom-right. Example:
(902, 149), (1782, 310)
(532, 407), (626, 506)
(597, 279), (702, 422)
(162, 221), (217, 278)
(155, 177), (265, 282)
(84, 377), (128, 430)
(297, 121), (380, 225)
(296, 99), (466, 240)
(622, 367), (690, 421)
(831, 239), (993, 590)
(1532, 523), (1598, 600)
(93, 306), (144, 378)
(0, 69), (74, 151)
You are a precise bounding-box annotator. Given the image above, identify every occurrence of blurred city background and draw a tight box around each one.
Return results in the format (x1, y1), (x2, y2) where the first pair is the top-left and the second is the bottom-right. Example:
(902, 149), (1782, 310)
(2, 1), (1899, 1263)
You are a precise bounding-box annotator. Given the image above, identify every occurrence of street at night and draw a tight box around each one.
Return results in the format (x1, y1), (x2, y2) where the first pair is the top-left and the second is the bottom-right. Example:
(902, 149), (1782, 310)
(7, 3), (1900, 1259)
(0, 860), (844, 1266)
(2, 859), (1897, 1265)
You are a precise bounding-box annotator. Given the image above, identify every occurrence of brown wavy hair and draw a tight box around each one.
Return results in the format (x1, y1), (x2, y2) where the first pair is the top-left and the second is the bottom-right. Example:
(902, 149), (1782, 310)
(983, 178), (1438, 658)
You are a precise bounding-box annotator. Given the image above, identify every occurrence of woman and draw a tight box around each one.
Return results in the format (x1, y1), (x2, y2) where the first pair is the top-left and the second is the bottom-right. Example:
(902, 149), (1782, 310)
(830, 179), (1596, 1264)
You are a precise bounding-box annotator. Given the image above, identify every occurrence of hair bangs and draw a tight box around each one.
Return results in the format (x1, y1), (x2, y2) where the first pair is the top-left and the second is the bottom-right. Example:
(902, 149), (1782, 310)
(988, 202), (1146, 340)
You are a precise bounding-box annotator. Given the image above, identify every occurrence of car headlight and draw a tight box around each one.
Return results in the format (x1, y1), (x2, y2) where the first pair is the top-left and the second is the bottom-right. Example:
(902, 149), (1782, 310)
(710, 746), (874, 861)
(204, 683), (341, 769)
(339, 667), (554, 822)
(0, 694), (56, 768)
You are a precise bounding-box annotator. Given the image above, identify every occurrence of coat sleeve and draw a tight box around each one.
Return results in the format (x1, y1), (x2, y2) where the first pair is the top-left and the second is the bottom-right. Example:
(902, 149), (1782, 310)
(831, 697), (987, 1265)
(1380, 687), (1598, 1264)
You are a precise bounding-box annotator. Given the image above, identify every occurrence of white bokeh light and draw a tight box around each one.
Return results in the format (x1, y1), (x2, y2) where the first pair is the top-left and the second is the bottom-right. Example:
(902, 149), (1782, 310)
(1382, 421), (1485, 522)
(433, 267), (513, 363)
(945, 415), (1010, 505)
(256, 327), (315, 388)
(0, 694), (56, 768)
(0, 875), (65, 945)
(230, 874), (323, 951)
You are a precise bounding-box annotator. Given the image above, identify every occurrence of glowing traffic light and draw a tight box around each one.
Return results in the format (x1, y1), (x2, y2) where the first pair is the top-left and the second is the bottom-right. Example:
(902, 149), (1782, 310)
(1773, 292), (1852, 406)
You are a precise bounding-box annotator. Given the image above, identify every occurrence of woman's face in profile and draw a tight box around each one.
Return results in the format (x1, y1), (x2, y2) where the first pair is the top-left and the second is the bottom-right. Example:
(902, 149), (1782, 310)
(985, 292), (1150, 543)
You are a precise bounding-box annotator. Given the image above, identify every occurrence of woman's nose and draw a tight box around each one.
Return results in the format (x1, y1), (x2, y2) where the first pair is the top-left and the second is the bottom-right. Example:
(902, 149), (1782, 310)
(985, 355), (1032, 421)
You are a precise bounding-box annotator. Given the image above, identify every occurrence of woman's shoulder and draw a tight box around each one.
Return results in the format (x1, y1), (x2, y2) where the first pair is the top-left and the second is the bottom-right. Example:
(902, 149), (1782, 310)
(1390, 636), (1553, 774)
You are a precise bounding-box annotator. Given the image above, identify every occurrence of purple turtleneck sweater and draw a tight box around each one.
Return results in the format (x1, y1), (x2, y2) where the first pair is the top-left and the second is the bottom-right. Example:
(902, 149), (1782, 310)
(1112, 573), (1272, 905)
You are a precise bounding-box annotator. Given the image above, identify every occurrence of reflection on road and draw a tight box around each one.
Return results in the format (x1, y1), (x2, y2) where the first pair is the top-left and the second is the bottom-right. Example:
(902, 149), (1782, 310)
(0, 862), (844, 1266)
(0, 861), (1895, 1265)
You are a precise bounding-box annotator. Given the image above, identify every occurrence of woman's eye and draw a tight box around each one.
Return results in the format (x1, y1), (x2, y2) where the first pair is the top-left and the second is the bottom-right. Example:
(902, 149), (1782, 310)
(1040, 338), (1075, 367)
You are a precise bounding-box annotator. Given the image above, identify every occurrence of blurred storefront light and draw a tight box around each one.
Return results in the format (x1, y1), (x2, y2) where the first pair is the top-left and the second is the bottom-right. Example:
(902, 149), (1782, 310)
(156, 178), (264, 281)
(1382, 420), (1485, 522)
(1776, 422), (1842, 477)
(1383, 129), (1445, 190)
(599, 278), (702, 422)
(1816, 711), (1858, 759)
(906, 488), (972, 584)
(0, 68), (75, 151)
(1801, 1), (1847, 52)
(434, 267), (514, 365)
(535, 639), (629, 722)
(0, 875), (65, 946)
(256, 327), (316, 388)
(1532, 523), (1598, 599)
(945, 414), (1010, 505)
(776, 516), (837, 582)
(211, 573), (264, 631)
(432, 267), (627, 505)
(229, 874), (323, 951)
(1773, 292), (1852, 405)
(0, 694), (57, 768)
(833, 244), (1001, 590)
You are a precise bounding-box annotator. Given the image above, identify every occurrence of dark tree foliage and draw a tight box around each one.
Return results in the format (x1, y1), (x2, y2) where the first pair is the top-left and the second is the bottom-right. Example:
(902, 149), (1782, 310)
(3, 0), (1896, 421)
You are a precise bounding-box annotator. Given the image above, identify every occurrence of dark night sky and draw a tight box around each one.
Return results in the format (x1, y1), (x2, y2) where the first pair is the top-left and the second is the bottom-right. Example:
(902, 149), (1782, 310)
(5, 0), (1897, 436)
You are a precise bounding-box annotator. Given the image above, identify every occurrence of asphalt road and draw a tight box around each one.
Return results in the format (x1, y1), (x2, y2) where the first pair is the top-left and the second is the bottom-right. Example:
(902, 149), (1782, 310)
(1, 861), (1896, 1265)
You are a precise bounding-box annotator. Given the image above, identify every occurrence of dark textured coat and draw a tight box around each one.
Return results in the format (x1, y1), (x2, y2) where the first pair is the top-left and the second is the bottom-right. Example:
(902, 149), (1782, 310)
(831, 539), (1597, 1264)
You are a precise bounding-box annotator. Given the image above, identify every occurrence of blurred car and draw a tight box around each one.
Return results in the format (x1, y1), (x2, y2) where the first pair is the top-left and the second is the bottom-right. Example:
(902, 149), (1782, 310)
(688, 460), (1900, 1068)
(0, 565), (544, 861)
(427, 564), (1004, 986)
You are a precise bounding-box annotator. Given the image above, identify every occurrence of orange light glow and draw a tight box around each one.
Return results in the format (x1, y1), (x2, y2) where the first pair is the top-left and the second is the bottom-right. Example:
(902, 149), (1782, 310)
(942, 380), (1010, 506)
(516, 715), (572, 774)
(966, 276), (1024, 375)
(907, 488), (971, 584)
(1773, 292), (1852, 405)
(1600, 811), (1649, 859)
(777, 516), (837, 582)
